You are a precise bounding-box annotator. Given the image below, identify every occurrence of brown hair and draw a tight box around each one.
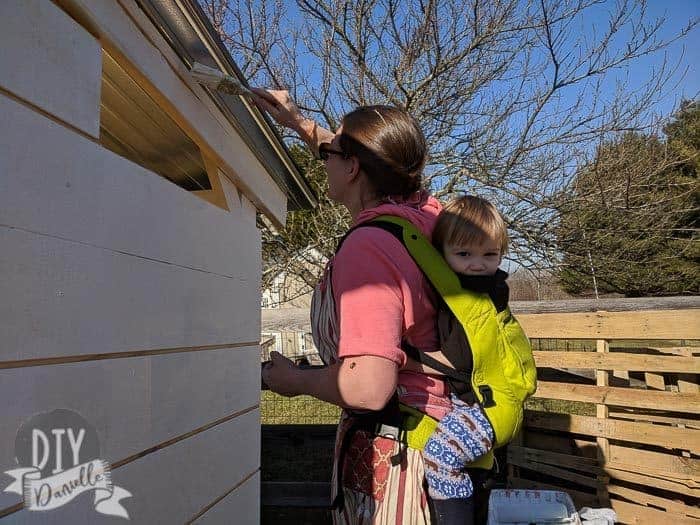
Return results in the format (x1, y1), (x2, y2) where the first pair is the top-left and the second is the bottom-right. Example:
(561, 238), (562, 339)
(339, 105), (426, 198)
(433, 195), (509, 254)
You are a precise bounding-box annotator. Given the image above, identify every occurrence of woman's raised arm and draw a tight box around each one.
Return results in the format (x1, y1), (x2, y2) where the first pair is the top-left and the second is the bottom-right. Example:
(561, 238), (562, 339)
(251, 88), (334, 156)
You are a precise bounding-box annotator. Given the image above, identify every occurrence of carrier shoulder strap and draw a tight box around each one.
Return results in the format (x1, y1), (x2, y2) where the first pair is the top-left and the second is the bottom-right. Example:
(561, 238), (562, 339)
(340, 216), (482, 387)
(343, 215), (493, 326)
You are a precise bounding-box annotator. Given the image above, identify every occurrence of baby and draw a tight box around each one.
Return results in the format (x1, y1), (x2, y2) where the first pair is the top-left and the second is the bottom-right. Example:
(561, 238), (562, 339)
(423, 195), (510, 525)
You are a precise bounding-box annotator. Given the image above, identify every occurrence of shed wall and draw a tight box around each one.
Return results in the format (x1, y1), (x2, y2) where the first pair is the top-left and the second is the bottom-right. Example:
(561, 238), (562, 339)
(0, 1), (270, 522)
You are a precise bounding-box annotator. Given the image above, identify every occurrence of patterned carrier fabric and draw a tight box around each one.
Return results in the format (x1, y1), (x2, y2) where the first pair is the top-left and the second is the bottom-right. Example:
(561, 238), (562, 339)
(310, 261), (438, 524)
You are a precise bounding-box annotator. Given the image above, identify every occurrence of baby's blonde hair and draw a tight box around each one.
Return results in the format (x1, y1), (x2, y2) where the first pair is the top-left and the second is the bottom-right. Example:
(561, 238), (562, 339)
(433, 195), (508, 254)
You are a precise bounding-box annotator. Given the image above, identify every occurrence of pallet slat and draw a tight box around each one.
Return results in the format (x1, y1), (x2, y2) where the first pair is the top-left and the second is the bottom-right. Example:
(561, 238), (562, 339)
(533, 351), (700, 373)
(533, 381), (700, 413)
(507, 454), (602, 489)
(607, 484), (700, 519)
(524, 411), (700, 453)
(519, 309), (700, 339)
(610, 498), (699, 525)
(507, 445), (601, 474)
(604, 467), (700, 498)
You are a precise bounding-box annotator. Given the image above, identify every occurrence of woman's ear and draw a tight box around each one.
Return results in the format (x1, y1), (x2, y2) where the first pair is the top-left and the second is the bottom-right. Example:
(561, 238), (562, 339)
(347, 156), (361, 181)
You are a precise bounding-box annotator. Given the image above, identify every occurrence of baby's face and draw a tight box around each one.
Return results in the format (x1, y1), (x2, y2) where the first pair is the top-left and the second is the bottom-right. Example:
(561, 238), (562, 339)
(443, 240), (502, 276)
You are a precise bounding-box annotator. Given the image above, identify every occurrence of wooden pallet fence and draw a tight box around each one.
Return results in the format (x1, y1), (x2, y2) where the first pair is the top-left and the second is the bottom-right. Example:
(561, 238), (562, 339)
(510, 305), (700, 524)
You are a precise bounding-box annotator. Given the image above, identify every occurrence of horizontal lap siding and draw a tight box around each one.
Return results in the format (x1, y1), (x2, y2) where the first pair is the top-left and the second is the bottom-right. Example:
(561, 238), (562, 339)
(2, 411), (260, 524)
(193, 472), (260, 524)
(0, 0), (101, 137)
(0, 91), (258, 286)
(0, 92), (261, 362)
(1, 55), (264, 520)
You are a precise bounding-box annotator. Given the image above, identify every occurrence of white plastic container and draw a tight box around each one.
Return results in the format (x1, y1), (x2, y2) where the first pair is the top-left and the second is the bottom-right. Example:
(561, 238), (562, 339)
(487, 489), (582, 524)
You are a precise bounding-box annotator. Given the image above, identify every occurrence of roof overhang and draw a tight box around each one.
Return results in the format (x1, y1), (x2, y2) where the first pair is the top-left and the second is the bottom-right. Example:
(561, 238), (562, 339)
(135, 0), (317, 212)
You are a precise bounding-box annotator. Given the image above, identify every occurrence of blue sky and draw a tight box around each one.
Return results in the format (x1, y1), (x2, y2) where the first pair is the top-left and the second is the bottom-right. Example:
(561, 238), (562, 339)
(595, 0), (699, 119)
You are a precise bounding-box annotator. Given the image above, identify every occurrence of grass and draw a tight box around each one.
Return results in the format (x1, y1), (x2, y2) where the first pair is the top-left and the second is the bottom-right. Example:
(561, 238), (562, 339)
(260, 391), (342, 425)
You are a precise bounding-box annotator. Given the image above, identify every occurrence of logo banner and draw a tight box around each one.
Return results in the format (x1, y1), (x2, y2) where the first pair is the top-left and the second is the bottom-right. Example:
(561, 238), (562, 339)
(4, 459), (131, 518)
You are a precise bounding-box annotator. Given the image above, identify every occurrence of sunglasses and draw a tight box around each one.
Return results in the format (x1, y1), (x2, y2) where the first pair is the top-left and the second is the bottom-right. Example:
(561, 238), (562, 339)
(319, 142), (347, 161)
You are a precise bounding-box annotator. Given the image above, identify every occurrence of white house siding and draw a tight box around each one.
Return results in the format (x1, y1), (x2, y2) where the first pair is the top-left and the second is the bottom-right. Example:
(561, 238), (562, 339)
(0, 1), (289, 523)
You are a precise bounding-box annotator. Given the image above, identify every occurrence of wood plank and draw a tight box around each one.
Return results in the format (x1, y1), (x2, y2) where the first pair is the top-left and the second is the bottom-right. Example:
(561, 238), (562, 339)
(678, 374), (699, 394)
(0, 345), (260, 510)
(0, 227), (259, 361)
(1, 411), (260, 524)
(194, 472), (260, 523)
(522, 431), (599, 459)
(533, 352), (700, 373)
(507, 454), (602, 489)
(645, 372), (666, 390)
(510, 296), (700, 314)
(610, 498), (699, 525)
(609, 411), (700, 429)
(524, 411), (700, 453)
(53, 0), (289, 226)
(507, 445), (601, 474)
(507, 477), (598, 508)
(533, 381), (700, 414)
(608, 444), (700, 481)
(607, 484), (700, 519)
(263, 296), (700, 332)
(646, 346), (700, 356)
(605, 468), (700, 498)
(518, 310), (700, 339)
(0, 92), (259, 279)
(0, 0), (101, 137)
(595, 339), (611, 505)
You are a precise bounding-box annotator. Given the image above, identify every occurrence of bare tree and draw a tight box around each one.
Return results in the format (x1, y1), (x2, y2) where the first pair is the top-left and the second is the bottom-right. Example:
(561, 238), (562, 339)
(200, 0), (697, 298)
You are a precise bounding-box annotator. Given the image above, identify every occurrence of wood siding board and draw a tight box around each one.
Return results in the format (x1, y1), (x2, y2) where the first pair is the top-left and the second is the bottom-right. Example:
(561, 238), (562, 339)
(0, 0), (101, 137)
(0, 346), (259, 504)
(532, 351), (700, 373)
(2, 411), (260, 524)
(533, 381), (700, 413)
(0, 93), (260, 279)
(518, 310), (700, 339)
(53, 0), (288, 225)
(192, 472), (260, 524)
(0, 227), (259, 361)
(524, 411), (700, 453)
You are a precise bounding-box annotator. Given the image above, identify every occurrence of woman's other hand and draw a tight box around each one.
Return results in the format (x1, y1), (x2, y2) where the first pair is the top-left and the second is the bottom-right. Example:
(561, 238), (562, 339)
(261, 351), (301, 397)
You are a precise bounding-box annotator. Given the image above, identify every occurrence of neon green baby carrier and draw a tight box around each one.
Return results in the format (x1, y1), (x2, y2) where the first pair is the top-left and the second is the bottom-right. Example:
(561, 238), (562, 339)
(369, 215), (538, 468)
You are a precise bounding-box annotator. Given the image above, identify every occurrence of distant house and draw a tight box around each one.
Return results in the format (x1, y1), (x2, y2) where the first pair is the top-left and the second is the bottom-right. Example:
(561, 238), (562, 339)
(261, 248), (326, 309)
(0, 0), (314, 522)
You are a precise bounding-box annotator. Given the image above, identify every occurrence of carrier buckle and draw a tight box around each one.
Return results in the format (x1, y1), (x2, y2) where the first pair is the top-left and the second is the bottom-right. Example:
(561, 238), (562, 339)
(479, 385), (496, 407)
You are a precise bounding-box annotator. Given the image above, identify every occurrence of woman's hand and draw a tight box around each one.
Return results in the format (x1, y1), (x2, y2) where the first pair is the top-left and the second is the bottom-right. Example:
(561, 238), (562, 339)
(250, 88), (334, 150)
(261, 351), (302, 397)
(251, 88), (308, 132)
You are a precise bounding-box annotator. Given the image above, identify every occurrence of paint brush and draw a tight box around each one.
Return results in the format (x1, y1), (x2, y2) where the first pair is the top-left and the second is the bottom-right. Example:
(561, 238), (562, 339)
(189, 62), (253, 98)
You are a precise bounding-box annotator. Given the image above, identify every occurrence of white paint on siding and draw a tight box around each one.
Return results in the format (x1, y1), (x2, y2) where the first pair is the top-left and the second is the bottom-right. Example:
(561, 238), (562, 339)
(0, 0), (101, 137)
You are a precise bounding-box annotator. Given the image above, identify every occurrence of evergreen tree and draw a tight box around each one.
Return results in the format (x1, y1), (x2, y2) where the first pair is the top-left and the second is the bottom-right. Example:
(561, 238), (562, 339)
(556, 101), (699, 296)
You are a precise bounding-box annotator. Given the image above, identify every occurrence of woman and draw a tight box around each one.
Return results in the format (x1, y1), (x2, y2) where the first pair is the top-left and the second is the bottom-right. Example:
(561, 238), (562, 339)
(256, 89), (452, 524)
